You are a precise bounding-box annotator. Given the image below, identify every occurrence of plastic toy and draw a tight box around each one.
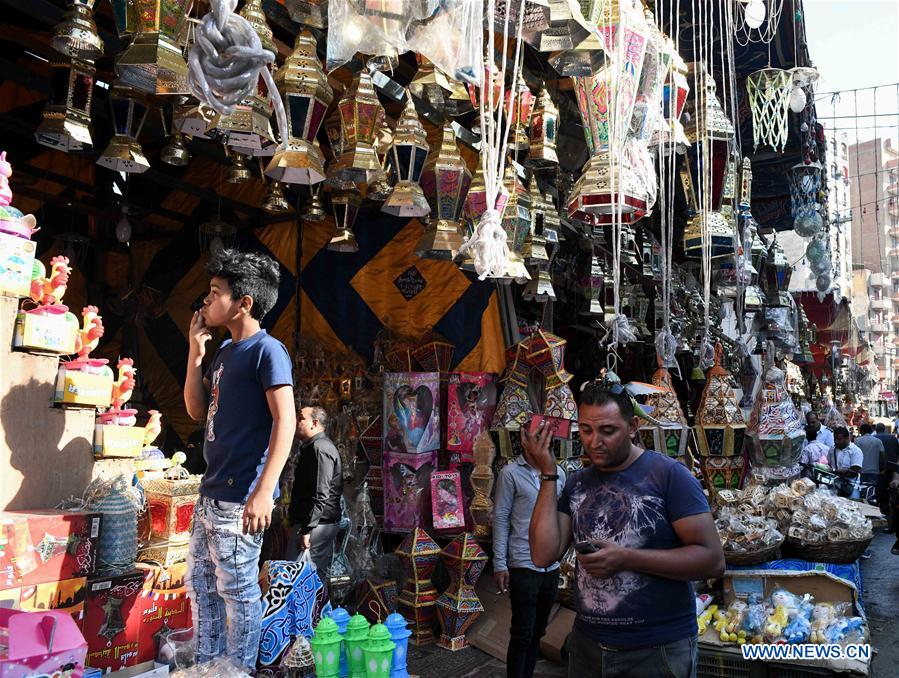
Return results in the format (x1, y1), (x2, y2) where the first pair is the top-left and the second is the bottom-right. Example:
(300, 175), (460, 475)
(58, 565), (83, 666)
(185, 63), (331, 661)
(714, 600), (748, 643)
(809, 602), (835, 643)
(29, 256), (71, 306)
(111, 358), (137, 409)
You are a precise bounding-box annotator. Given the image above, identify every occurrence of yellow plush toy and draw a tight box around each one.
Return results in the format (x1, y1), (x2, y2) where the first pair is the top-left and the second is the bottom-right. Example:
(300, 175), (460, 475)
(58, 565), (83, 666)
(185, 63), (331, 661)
(716, 601), (748, 643)
(698, 604), (718, 635)
(764, 604), (789, 642)
(810, 603), (836, 644)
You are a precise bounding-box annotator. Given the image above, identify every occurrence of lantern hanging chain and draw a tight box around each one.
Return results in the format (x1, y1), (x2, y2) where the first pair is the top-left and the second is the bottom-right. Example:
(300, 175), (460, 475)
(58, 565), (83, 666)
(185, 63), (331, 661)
(735, 0), (784, 47)
(188, 0), (287, 151)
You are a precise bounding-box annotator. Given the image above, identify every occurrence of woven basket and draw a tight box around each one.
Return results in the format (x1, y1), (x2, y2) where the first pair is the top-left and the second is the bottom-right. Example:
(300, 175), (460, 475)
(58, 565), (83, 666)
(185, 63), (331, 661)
(723, 540), (783, 567)
(781, 536), (873, 564)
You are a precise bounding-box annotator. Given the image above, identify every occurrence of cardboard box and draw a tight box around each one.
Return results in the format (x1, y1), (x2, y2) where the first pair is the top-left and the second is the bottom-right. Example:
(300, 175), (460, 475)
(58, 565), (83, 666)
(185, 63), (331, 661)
(137, 581), (191, 664)
(12, 307), (79, 354)
(136, 539), (189, 569)
(0, 231), (36, 298)
(16, 576), (87, 626)
(0, 511), (102, 590)
(134, 562), (187, 592)
(94, 424), (146, 458)
(539, 606), (575, 665)
(110, 661), (170, 677)
(82, 571), (145, 673)
(0, 608), (88, 678)
(54, 367), (114, 408)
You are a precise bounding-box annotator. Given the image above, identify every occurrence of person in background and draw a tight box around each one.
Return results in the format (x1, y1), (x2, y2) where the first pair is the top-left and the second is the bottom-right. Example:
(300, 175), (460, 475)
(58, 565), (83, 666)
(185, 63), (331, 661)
(805, 411), (834, 450)
(892, 412), (899, 436)
(799, 426), (831, 479)
(493, 432), (567, 678)
(288, 406), (343, 573)
(183, 427), (207, 476)
(183, 249), (295, 669)
(829, 426), (863, 499)
(874, 422), (899, 538)
(527, 381), (724, 678)
(854, 423), (884, 491)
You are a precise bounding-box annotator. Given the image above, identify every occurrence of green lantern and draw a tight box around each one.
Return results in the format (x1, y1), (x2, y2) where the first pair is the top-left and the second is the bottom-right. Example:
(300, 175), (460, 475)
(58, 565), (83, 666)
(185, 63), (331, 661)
(310, 617), (342, 678)
(345, 613), (371, 678)
(363, 623), (395, 678)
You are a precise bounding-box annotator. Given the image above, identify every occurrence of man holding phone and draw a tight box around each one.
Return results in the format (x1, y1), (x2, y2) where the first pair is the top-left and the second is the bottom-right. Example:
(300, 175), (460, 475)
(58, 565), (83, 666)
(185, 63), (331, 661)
(527, 381), (724, 678)
(493, 415), (567, 678)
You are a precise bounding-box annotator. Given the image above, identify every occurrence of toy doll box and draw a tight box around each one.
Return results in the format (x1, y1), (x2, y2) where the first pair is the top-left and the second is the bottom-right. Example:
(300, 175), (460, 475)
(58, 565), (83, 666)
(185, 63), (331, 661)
(94, 425), (146, 458)
(0, 608), (88, 678)
(2, 577), (88, 627)
(141, 474), (201, 543)
(0, 511), (102, 590)
(0, 231), (36, 299)
(700, 570), (869, 675)
(55, 368), (114, 408)
(12, 307), (78, 354)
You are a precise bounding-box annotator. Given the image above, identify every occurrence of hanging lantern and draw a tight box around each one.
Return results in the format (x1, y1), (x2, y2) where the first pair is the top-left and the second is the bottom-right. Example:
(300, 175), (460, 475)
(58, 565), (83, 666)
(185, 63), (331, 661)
(738, 157), (752, 214)
(694, 344), (747, 458)
(521, 0), (590, 52)
(746, 359), (805, 467)
(114, 0), (192, 95)
(52, 0), (104, 60)
(416, 125), (472, 260)
(266, 30), (334, 186)
(578, 254), (604, 317)
(764, 236), (793, 307)
(160, 130), (190, 166)
(522, 271), (556, 302)
(331, 71), (385, 184)
(547, 31), (607, 77)
(226, 151), (252, 184)
(328, 191), (361, 252)
(499, 164), (532, 283)
(526, 87), (559, 169)
(409, 55), (453, 113)
(303, 187), (327, 222)
(262, 181), (290, 213)
(788, 161), (824, 237)
(743, 221), (767, 311)
(96, 83), (149, 174)
(35, 58), (95, 152)
(199, 220), (236, 254)
(680, 168), (736, 260)
(683, 65), (735, 208)
(639, 363), (689, 461)
(209, 0), (277, 156)
(652, 40), (690, 151)
(506, 80), (535, 153)
(789, 66), (819, 113)
(382, 97), (430, 218)
(285, 0), (329, 28)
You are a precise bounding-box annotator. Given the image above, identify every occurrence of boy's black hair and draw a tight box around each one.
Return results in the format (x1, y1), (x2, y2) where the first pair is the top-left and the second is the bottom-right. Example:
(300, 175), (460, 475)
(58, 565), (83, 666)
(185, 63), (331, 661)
(833, 426), (850, 437)
(206, 248), (280, 320)
(578, 382), (635, 420)
(859, 423), (873, 435)
(875, 422), (886, 433)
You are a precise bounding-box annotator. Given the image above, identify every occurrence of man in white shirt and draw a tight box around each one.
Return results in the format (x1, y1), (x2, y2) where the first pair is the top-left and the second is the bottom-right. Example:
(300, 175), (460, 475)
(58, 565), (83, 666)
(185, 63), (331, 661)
(829, 426), (863, 498)
(806, 411), (834, 449)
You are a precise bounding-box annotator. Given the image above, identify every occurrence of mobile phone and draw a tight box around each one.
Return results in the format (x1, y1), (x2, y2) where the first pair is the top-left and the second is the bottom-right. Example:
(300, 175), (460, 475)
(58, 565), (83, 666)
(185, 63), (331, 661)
(528, 413), (573, 440)
(574, 541), (599, 555)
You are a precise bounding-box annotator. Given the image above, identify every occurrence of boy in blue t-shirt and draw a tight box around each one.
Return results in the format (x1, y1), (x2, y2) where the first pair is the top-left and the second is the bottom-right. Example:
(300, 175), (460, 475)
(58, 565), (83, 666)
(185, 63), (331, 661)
(183, 249), (295, 669)
(526, 381), (725, 678)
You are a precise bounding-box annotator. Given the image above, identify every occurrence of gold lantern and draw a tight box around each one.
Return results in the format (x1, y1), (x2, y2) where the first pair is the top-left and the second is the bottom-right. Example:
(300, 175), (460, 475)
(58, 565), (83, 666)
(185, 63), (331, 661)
(416, 125), (472, 260)
(96, 83), (149, 173)
(262, 181), (290, 213)
(226, 150), (252, 184)
(579, 254), (605, 317)
(35, 58), (95, 152)
(695, 344), (746, 458)
(303, 186), (327, 222)
(266, 30), (334, 186)
(327, 191), (362, 252)
(210, 0), (277, 156)
(382, 97), (430, 218)
(500, 164), (532, 283)
(639, 363), (690, 461)
(469, 433), (496, 540)
(409, 55), (453, 112)
(114, 0), (192, 95)
(285, 0), (329, 28)
(52, 0), (104, 60)
(330, 71), (385, 184)
(522, 180), (555, 302)
(160, 131), (190, 166)
(526, 87), (559, 169)
(522, 0), (590, 53)
(506, 80), (535, 153)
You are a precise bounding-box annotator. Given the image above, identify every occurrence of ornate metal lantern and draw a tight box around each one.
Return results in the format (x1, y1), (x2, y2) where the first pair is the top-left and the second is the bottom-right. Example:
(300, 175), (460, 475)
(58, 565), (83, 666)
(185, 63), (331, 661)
(266, 30), (334, 186)
(96, 83), (149, 174)
(52, 0), (104, 59)
(409, 55), (453, 113)
(500, 164), (532, 283)
(209, 0), (277, 156)
(416, 125), (472, 260)
(652, 42), (690, 151)
(506, 80), (535, 153)
(526, 86), (559, 169)
(579, 254), (605, 317)
(694, 344), (746, 458)
(765, 235), (793, 307)
(261, 181), (290, 213)
(285, 0), (329, 28)
(35, 58), (95, 152)
(680, 164), (735, 259)
(639, 363), (689, 461)
(327, 190), (362, 252)
(435, 534), (487, 652)
(547, 31), (606, 77)
(746, 359), (805, 467)
(331, 71), (385, 184)
(383, 97), (430, 217)
(522, 0), (590, 53)
(114, 0), (192, 95)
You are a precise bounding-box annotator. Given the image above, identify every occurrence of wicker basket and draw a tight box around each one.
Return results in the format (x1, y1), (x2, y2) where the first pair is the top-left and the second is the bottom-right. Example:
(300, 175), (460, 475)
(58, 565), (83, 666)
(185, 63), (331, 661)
(781, 536), (872, 564)
(723, 540), (783, 567)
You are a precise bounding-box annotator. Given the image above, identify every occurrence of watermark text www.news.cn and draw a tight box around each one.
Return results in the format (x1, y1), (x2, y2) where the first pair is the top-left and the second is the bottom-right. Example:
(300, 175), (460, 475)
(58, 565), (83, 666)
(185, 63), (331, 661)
(741, 644), (871, 662)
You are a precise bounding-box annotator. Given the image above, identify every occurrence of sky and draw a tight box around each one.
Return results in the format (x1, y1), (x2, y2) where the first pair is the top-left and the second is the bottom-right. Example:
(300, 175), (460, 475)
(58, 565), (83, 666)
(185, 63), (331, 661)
(804, 0), (899, 143)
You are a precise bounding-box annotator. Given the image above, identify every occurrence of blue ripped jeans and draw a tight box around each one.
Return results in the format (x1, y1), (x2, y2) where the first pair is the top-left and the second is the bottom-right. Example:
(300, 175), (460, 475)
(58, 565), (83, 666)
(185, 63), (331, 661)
(186, 496), (263, 669)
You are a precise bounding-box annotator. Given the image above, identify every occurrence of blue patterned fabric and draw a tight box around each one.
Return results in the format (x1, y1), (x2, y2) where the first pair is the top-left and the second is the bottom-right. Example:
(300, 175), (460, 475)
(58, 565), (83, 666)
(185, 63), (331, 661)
(258, 559), (333, 667)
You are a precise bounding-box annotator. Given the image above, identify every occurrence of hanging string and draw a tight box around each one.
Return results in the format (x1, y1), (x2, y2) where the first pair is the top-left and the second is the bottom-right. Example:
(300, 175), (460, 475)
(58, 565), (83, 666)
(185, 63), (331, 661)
(188, 0), (287, 150)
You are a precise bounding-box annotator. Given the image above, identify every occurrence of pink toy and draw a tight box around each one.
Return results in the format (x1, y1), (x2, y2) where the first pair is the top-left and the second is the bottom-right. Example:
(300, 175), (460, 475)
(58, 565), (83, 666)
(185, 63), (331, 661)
(431, 471), (465, 531)
(446, 372), (498, 464)
(0, 152), (39, 239)
(0, 608), (87, 677)
(0, 152), (12, 207)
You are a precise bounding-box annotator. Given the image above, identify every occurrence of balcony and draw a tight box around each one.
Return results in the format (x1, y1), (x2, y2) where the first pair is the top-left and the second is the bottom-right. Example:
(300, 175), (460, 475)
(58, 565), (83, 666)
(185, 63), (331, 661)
(871, 322), (889, 333)
(872, 298), (891, 311)
(871, 272), (888, 287)
(890, 225), (899, 237)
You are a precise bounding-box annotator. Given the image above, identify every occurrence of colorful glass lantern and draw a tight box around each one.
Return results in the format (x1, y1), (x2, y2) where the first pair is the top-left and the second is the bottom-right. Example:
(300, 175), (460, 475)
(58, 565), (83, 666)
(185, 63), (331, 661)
(412, 335), (455, 374)
(653, 47), (690, 151)
(384, 613), (411, 678)
(506, 80), (535, 152)
(310, 616), (342, 678)
(579, 254), (605, 317)
(527, 330), (577, 422)
(363, 624), (395, 678)
(416, 125), (472, 260)
(469, 433), (496, 540)
(695, 344), (746, 458)
(764, 235), (793, 307)
(344, 614), (371, 678)
(395, 527), (440, 646)
(266, 30), (334, 186)
(746, 361), (805, 467)
(96, 82), (149, 173)
(286, 0), (329, 28)
(739, 157), (753, 214)
(701, 456), (744, 494)
(36, 58), (95, 152)
(638, 363), (689, 461)
(435, 534), (487, 652)
(329, 607), (351, 678)
(52, 0), (104, 59)
(210, 0), (277, 156)
(383, 97), (430, 218)
(492, 341), (535, 430)
(141, 462), (200, 543)
(332, 71), (385, 184)
(114, 0), (192, 95)
(328, 191), (362, 252)
(526, 86), (559, 169)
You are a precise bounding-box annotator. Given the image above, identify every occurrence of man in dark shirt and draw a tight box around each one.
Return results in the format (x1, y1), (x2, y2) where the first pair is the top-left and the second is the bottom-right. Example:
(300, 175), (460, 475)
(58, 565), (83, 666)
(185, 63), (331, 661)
(288, 406), (343, 573)
(527, 380), (724, 678)
(874, 423), (899, 545)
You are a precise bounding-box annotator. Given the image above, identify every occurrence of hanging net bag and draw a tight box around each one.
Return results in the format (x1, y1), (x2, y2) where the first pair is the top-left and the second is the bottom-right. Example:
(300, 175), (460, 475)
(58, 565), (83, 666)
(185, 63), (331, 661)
(746, 68), (792, 153)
